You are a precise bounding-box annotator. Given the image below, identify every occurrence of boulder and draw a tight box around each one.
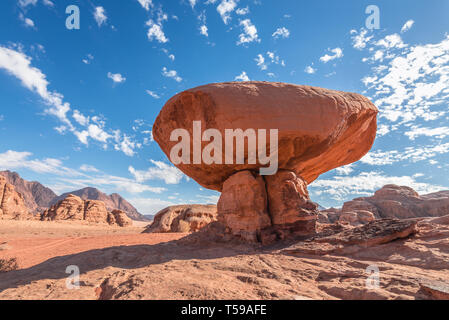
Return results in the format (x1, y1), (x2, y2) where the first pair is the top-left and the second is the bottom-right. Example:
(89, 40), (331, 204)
(144, 204), (217, 233)
(41, 194), (132, 227)
(0, 176), (32, 220)
(340, 185), (449, 220)
(338, 211), (375, 226)
(41, 194), (84, 221)
(153, 82), (378, 243)
(217, 171), (271, 241)
(154, 82), (378, 191)
(109, 210), (133, 227)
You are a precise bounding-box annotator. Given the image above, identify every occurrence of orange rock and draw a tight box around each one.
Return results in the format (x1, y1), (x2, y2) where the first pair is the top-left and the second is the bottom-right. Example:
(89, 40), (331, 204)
(154, 82), (378, 242)
(144, 204), (217, 233)
(217, 171), (272, 241)
(341, 185), (449, 220)
(42, 194), (132, 227)
(0, 176), (32, 220)
(265, 170), (317, 225)
(154, 82), (378, 191)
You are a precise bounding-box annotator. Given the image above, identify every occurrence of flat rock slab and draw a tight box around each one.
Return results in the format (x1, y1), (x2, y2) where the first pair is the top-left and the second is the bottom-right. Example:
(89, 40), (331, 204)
(282, 219), (418, 256)
(420, 281), (449, 300)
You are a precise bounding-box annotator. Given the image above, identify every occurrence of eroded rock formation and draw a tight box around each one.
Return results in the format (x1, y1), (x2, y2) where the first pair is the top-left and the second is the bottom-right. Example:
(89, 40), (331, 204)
(153, 82), (378, 243)
(321, 185), (449, 224)
(41, 194), (132, 227)
(0, 176), (33, 220)
(144, 205), (217, 233)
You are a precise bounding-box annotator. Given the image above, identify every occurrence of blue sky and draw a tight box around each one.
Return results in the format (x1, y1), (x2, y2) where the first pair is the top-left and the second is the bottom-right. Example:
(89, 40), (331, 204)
(1, 0), (449, 214)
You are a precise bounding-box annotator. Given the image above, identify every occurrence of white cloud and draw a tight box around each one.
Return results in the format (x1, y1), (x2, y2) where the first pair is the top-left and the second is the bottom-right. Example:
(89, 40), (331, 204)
(189, 0), (197, 8)
(18, 0), (37, 8)
(361, 143), (449, 165)
(0, 45), (72, 128)
(401, 20), (415, 33)
(272, 27), (290, 39)
(114, 133), (140, 157)
(361, 34), (449, 125)
(320, 47), (343, 63)
(237, 19), (260, 45)
(405, 126), (449, 140)
(350, 29), (373, 50)
(0, 150), (79, 176)
(19, 13), (35, 28)
(335, 164), (354, 175)
(0, 46), (140, 156)
(42, 0), (54, 7)
(94, 6), (107, 27)
(146, 90), (160, 99)
(162, 67), (182, 82)
(107, 72), (126, 83)
(234, 71), (250, 81)
(129, 160), (185, 185)
(217, 0), (237, 24)
(304, 65), (316, 74)
(80, 164), (99, 173)
(146, 20), (169, 43)
(137, 0), (153, 11)
(82, 54), (94, 65)
(200, 25), (209, 37)
(236, 7), (249, 15)
(255, 54), (267, 70)
(73, 110), (89, 126)
(375, 33), (406, 49)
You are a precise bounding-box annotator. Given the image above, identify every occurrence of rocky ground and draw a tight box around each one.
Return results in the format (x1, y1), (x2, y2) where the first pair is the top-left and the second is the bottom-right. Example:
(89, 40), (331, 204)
(0, 216), (448, 300)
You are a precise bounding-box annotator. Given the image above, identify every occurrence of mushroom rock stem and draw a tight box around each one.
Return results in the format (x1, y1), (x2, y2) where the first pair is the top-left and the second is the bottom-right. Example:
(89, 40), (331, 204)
(217, 171), (272, 242)
(217, 169), (318, 244)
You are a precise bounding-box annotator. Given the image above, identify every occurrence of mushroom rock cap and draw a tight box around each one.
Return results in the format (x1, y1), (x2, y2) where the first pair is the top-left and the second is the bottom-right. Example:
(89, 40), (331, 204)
(153, 82), (378, 191)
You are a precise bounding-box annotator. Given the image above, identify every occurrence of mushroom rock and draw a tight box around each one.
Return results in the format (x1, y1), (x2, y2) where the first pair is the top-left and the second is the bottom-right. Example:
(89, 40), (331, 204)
(153, 82), (378, 243)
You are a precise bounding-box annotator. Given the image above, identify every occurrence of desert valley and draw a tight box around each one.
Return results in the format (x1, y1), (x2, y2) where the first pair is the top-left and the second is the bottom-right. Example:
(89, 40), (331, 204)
(1, 0), (449, 304)
(1, 155), (449, 299)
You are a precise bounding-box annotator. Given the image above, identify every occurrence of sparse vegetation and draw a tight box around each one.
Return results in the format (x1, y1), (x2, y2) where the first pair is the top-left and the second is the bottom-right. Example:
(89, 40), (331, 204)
(0, 257), (19, 273)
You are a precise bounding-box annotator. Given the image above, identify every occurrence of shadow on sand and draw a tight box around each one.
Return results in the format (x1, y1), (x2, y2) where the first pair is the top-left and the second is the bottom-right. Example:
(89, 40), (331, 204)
(0, 231), (266, 293)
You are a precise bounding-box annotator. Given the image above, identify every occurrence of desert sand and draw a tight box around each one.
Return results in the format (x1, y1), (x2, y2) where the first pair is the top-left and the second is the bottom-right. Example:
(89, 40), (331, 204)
(1, 217), (448, 300)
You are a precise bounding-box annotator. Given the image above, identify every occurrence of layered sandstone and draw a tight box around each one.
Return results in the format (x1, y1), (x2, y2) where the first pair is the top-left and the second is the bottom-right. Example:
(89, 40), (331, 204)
(153, 82), (378, 243)
(321, 185), (449, 224)
(153, 82), (378, 191)
(145, 204), (217, 233)
(41, 194), (132, 227)
(0, 171), (57, 214)
(0, 176), (33, 220)
(51, 187), (145, 221)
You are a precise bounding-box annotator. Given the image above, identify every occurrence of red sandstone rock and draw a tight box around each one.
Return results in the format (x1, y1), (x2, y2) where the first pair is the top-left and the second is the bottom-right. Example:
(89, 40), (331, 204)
(0, 176), (32, 220)
(153, 82), (378, 243)
(41, 194), (132, 227)
(153, 82), (378, 191)
(217, 171), (271, 241)
(144, 204), (217, 233)
(340, 185), (449, 220)
(265, 170), (317, 225)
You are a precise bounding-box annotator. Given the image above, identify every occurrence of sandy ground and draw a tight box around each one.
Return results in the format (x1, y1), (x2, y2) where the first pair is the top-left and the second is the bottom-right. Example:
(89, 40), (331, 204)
(0, 218), (448, 300)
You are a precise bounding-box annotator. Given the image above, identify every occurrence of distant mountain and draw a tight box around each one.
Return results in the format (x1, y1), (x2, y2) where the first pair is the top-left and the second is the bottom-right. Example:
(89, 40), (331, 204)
(0, 170), (57, 213)
(51, 187), (147, 221)
(0, 171), (147, 221)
